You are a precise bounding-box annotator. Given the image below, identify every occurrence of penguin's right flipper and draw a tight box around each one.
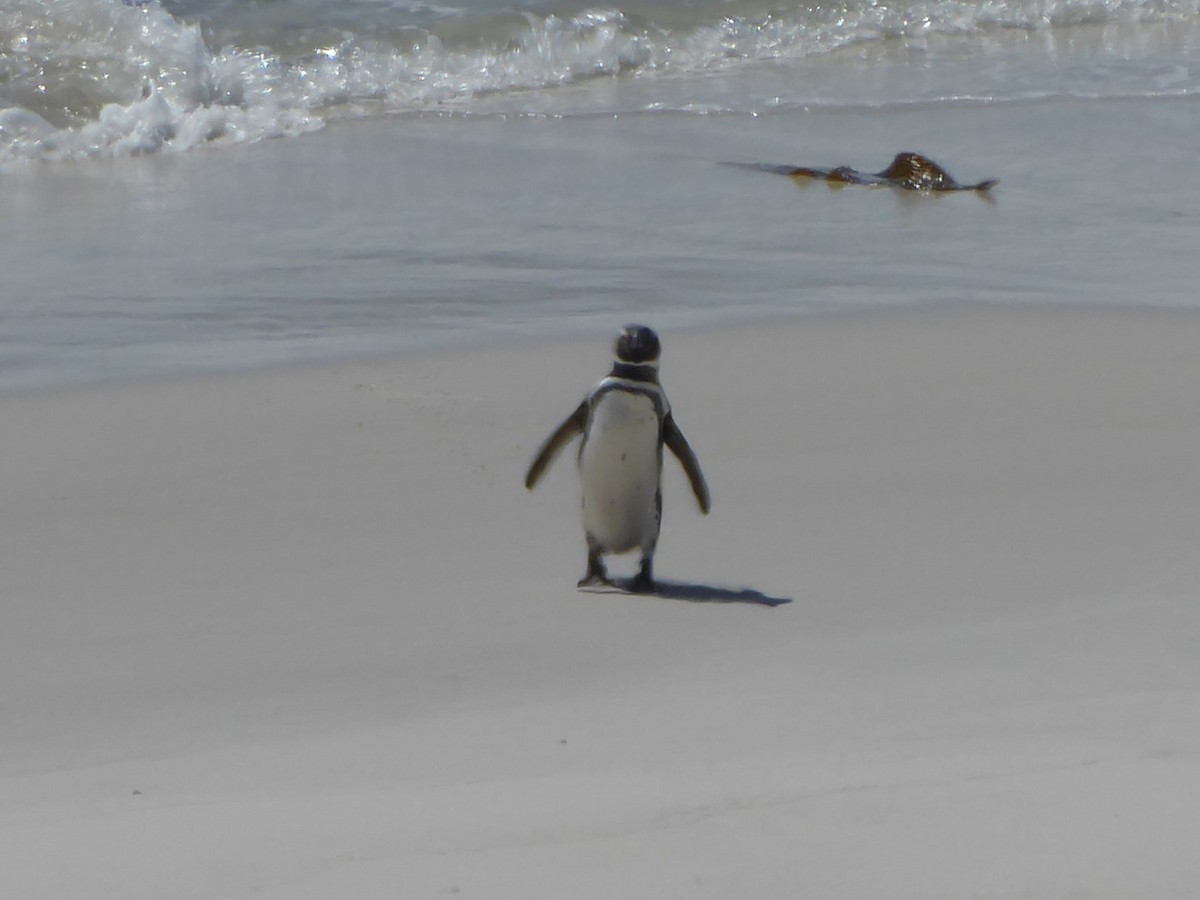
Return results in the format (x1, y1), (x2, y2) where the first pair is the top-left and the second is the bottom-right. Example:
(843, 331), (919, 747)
(525, 401), (587, 490)
(663, 414), (711, 514)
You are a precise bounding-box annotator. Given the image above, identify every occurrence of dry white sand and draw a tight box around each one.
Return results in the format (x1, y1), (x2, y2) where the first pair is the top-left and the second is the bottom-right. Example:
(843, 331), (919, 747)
(3, 306), (1200, 899)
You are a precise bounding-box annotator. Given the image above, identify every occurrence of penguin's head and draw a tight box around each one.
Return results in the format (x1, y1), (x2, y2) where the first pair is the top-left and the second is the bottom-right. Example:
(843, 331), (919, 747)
(614, 324), (661, 367)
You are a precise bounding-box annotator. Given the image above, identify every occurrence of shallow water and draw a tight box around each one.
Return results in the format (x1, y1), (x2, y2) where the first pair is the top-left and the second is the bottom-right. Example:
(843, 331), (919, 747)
(3, 93), (1199, 391)
(2, 0), (1199, 390)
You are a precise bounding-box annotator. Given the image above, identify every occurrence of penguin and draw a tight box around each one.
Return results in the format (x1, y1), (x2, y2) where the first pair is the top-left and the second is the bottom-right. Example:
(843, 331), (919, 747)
(525, 324), (711, 592)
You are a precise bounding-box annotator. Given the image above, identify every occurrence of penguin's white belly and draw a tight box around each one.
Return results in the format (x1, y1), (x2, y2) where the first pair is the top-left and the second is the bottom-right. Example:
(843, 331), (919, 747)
(578, 391), (661, 554)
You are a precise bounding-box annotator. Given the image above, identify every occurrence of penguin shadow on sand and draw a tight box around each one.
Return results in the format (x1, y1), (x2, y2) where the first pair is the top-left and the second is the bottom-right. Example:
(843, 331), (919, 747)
(525, 324), (790, 609)
(579, 578), (792, 607)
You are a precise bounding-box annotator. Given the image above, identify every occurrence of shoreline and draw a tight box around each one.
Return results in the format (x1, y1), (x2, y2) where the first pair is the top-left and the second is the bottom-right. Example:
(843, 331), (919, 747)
(2, 296), (1195, 400)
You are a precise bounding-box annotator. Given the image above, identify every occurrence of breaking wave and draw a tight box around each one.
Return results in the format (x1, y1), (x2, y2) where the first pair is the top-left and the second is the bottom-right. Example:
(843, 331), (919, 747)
(2, 0), (1199, 163)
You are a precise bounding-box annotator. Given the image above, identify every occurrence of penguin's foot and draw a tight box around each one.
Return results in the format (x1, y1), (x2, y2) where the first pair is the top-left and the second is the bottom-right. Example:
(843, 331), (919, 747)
(629, 557), (655, 593)
(628, 573), (656, 594)
(579, 543), (608, 588)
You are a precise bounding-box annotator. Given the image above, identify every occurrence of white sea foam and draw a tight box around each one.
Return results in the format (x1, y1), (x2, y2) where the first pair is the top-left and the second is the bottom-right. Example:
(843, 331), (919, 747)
(2, 0), (1199, 164)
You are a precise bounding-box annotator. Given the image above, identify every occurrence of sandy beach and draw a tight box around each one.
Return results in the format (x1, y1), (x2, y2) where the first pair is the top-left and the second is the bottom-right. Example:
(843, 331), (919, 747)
(4, 306), (1199, 898)
(6, 0), (1200, 894)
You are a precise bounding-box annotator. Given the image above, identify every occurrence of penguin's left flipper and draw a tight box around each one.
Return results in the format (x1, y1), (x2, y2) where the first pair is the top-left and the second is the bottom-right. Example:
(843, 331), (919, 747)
(525, 401), (588, 490)
(663, 413), (711, 514)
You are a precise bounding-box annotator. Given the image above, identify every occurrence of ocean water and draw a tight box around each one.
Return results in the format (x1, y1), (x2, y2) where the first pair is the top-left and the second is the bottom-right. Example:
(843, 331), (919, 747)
(4, 0), (1200, 154)
(2, 0), (1200, 390)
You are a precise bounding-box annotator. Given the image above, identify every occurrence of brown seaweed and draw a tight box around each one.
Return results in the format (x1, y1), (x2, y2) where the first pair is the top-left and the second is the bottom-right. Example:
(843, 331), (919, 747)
(730, 152), (997, 192)
(789, 152), (997, 192)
